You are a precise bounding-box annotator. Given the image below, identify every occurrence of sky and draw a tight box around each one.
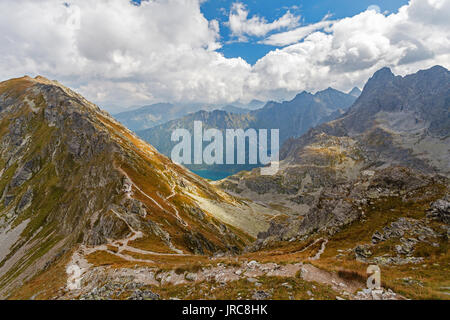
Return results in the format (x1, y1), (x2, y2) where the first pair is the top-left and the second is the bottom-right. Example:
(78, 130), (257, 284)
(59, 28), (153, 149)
(201, 0), (410, 64)
(0, 0), (449, 112)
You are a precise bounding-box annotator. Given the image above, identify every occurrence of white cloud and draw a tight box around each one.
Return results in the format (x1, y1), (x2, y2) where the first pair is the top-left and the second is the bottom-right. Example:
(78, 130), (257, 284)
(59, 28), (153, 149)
(261, 20), (334, 46)
(0, 0), (251, 108)
(367, 5), (381, 13)
(249, 0), (450, 98)
(227, 2), (300, 41)
(0, 0), (449, 111)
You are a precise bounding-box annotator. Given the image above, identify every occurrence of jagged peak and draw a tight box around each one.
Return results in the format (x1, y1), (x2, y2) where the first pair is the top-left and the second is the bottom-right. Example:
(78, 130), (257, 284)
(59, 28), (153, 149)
(314, 87), (347, 97)
(371, 67), (395, 81)
(360, 67), (396, 92)
(292, 90), (313, 101)
(413, 65), (449, 79)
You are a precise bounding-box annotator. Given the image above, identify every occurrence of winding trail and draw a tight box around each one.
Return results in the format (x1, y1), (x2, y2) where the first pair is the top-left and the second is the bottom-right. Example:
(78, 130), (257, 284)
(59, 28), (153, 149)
(66, 207), (190, 289)
(108, 209), (188, 257)
(310, 239), (328, 260)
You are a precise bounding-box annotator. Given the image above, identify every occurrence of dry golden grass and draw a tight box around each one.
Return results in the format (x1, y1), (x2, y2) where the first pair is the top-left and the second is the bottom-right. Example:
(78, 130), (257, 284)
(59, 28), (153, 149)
(7, 249), (74, 300)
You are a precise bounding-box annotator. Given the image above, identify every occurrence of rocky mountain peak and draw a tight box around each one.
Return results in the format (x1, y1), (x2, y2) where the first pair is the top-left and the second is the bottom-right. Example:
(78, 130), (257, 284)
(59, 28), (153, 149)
(292, 90), (313, 101)
(370, 66), (395, 81)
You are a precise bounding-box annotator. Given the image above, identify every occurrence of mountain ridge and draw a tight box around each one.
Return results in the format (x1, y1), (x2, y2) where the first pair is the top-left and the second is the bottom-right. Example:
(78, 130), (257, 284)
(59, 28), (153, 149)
(137, 87), (357, 174)
(0, 75), (278, 298)
(220, 65), (449, 228)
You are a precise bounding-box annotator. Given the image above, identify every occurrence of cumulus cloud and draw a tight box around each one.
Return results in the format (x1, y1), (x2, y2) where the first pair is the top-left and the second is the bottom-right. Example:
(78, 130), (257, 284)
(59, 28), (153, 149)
(227, 2), (300, 41)
(261, 20), (334, 46)
(0, 0), (251, 108)
(250, 0), (450, 98)
(0, 0), (449, 110)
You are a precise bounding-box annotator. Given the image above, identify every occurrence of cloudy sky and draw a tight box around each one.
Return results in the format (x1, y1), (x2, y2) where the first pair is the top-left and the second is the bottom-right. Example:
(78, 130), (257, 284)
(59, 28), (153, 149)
(0, 0), (449, 112)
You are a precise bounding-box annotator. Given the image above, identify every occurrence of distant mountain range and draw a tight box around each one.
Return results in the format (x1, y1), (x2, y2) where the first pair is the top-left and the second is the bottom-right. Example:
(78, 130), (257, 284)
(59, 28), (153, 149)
(113, 99), (266, 132)
(137, 87), (358, 174)
(113, 103), (205, 131)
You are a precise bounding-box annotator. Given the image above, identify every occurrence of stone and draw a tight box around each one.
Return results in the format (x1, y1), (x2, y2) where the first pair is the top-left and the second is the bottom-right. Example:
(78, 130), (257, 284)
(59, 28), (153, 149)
(371, 231), (385, 244)
(354, 244), (373, 260)
(252, 290), (271, 300)
(185, 273), (197, 281)
(16, 187), (33, 213)
(427, 197), (450, 224)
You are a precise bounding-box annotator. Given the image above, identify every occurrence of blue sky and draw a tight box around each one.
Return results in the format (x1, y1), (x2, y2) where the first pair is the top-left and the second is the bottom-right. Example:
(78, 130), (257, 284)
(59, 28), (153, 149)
(201, 0), (410, 64)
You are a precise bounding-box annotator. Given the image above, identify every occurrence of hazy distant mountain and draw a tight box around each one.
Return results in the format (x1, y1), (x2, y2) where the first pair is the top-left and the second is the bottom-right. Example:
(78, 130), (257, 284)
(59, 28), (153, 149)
(231, 99), (266, 110)
(0, 76), (274, 298)
(114, 99), (266, 132)
(113, 103), (210, 131)
(138, 88), (357, 175)
(221, 105), (250, 114)
(246, 99), (266, 110)
(257, 87), (357, 142)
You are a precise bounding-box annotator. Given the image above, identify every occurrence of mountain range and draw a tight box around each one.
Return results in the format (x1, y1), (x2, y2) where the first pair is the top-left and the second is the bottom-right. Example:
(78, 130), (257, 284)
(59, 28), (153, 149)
(0, 76), (277, 299)
(0, 66), (448, 300)
(220, 65), (449, 245)
(114, 99), (267, 132)
(137, 87), (358, 174)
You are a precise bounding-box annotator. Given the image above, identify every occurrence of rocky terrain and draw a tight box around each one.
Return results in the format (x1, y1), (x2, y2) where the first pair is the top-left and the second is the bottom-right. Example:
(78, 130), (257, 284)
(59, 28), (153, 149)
(220, 66), (449, 218)
(0, 76), (278, 299)
(216, 66), (450, 299)
(0, 67), (448, 300)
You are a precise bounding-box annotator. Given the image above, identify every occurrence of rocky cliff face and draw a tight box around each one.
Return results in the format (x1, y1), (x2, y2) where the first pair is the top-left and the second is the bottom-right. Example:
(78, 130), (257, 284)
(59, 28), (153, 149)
(220, 66), (450, 241)
(0, 76), (277, 298)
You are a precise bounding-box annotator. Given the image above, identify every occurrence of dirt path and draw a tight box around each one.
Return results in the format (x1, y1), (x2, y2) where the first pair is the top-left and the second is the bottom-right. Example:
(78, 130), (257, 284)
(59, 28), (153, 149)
(300, 264), (361, 296)
(108, 209), (188, 257)
(310, 239), (328, 260)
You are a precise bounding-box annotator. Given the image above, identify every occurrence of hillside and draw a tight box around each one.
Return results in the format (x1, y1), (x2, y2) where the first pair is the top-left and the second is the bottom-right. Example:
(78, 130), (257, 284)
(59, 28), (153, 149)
(217, 66), (450, 299)
(0, 76), (278, 299)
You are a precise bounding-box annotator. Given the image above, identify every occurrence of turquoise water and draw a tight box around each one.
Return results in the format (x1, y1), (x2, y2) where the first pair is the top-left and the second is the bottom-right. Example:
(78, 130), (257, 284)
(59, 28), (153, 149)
(191, 170), (232, 181)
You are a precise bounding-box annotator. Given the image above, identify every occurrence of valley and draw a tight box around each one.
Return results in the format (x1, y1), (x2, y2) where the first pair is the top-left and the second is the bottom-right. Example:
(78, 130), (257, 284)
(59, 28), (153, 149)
(0, 66), (448, 300)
